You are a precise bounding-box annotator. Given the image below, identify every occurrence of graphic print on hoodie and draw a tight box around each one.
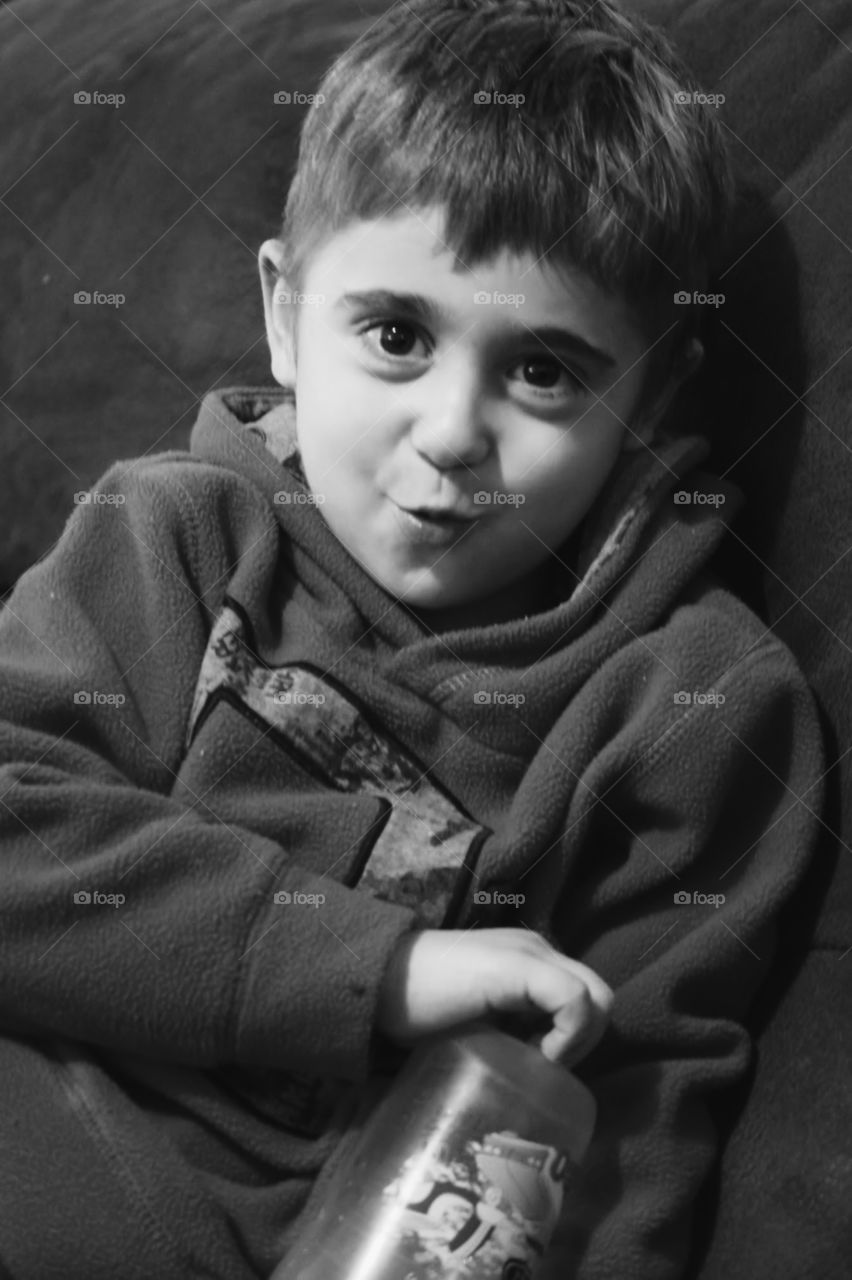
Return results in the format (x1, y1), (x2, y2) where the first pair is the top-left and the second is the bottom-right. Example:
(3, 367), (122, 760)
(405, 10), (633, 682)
(185, 597), (489, 930)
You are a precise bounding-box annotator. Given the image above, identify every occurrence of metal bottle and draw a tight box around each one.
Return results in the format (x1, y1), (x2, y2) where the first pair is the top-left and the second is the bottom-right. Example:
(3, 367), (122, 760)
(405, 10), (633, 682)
(271, 1025), (596, 1280)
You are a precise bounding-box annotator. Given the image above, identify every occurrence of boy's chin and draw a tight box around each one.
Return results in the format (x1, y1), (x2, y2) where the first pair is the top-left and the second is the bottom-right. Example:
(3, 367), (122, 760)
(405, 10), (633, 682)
(397, 574), (548, 633)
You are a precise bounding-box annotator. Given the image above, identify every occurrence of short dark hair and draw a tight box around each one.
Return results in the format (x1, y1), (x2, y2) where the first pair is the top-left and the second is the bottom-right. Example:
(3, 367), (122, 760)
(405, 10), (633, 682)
(279, 0), (736, 414)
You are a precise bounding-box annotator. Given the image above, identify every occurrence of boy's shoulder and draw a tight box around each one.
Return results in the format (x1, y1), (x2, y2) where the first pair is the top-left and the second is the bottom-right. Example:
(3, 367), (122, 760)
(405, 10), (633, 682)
(86, 440), (279, 532)
(644, 567), (811, 713)
(85, 384), (298, 507)
(67, 444), (283, 602)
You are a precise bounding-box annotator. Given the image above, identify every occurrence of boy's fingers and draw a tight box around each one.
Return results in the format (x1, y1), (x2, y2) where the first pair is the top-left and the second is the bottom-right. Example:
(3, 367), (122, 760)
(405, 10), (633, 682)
(552, 988), (604, 1033)
(525, 955), (613, 1024)
(487, 931), (613, 1017)
(555, 956), (615, 1017)
(522, 954), (614, 1066)
(533, 998), (610, 1067)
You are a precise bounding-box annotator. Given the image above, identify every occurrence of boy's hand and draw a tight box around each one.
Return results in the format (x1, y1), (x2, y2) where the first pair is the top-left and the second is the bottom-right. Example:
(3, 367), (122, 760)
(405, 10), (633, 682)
(376, 928), (613, 1068)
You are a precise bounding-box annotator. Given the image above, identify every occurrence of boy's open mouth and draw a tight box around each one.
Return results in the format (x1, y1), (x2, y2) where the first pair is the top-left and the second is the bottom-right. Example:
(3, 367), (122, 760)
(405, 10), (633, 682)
(391, 494), (481, 523)
(391, 501), (481, 546)
(402, 506), (478, 524)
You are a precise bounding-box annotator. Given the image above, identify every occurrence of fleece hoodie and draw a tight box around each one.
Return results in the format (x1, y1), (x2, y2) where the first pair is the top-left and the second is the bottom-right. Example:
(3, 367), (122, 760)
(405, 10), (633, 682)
(0, 385), (824, 1280)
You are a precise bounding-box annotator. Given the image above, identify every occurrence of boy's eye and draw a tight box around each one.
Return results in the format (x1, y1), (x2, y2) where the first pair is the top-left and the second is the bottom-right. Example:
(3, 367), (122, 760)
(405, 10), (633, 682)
(359, 318), (427, 359)
(507, 357), (588, 398)
(357, 318), (587, 399)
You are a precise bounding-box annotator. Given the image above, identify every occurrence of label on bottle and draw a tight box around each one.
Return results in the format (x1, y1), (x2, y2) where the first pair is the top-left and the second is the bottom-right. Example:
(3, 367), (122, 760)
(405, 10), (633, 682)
(378, 1125), (572, 1279)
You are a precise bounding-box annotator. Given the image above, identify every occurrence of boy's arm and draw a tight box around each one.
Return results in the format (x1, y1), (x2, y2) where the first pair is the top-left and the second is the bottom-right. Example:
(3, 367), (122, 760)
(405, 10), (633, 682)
(543, 634), (824, 1279)
(0, 458), (417, 1078)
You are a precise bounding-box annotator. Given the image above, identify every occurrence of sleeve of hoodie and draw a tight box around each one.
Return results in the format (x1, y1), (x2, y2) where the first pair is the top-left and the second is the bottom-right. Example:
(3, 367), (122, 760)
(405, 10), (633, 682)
(540, 608), (825, 1280)
(0, 457), (418, 1077)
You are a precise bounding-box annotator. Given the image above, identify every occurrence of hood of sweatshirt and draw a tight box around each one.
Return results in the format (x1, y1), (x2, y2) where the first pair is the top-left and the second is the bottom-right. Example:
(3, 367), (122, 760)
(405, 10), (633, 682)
(188, 385), (742, 771)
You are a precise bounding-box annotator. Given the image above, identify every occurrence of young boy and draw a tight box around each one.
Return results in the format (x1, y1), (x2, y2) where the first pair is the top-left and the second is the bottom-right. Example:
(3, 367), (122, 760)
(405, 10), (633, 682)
(0, 1), (824, 1277)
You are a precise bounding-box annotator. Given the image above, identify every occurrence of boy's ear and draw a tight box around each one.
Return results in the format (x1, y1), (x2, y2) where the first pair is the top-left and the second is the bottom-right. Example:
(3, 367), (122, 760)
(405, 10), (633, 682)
(258, 238), (297, 385)
(624, 337), (704, 451)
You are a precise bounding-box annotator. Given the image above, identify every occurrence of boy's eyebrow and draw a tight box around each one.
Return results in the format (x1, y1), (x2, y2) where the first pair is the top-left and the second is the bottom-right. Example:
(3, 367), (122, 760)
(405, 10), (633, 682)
(336, 289), (618, 370)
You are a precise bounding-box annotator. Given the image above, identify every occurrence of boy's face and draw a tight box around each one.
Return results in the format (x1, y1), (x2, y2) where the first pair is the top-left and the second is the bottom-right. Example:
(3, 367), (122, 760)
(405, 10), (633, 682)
(260, 207), (682, 631)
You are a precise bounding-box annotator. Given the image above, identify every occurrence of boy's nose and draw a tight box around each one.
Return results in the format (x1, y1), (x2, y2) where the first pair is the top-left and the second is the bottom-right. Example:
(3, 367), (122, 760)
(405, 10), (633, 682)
(408, 367), (493, 472)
